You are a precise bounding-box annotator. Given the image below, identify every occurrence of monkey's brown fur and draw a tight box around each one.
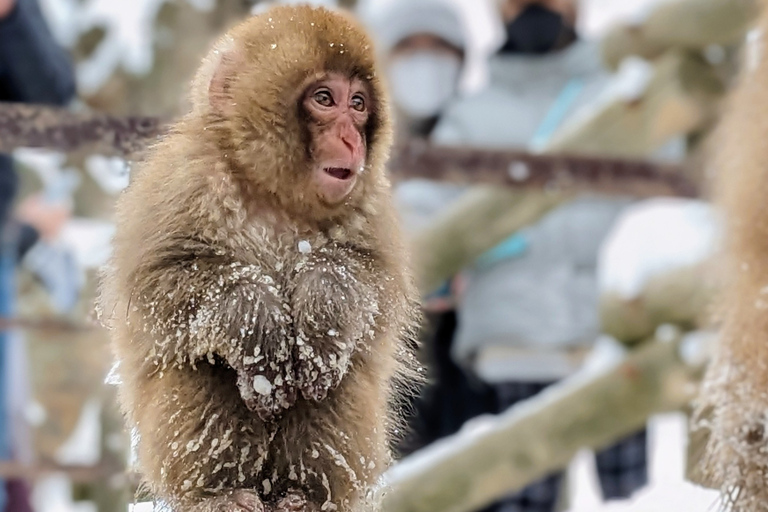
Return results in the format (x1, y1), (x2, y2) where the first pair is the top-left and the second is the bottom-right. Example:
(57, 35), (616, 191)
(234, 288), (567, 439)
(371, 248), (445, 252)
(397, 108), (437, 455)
(695, 3), (768, 509)
(99, 6), (421, 512)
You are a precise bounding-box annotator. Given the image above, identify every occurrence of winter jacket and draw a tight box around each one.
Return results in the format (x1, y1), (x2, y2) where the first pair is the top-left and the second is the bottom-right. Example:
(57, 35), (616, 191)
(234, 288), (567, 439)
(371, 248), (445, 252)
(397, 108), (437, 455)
(430, 39), (632, 382)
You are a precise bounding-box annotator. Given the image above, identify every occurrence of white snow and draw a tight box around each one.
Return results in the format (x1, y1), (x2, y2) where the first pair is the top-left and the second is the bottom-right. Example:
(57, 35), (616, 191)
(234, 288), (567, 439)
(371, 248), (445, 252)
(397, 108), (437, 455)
(39, 0), (217, 94)
(129, 504), (154, 512)
(185, 0), (215, 12)
(298, 240), (312, 254)
(598, 199), (720, 299)
(75, 0), (168, 94)
(578, 0), (675, 40)
(12, 148), (80, 207)
(508, 161), (531, 181)
(252, 375), (273, 395)
(32, 475), (97, 512)
(85, 155), (130, 195)
(603, 57), (655, 103)
(105, 361), (122, 386)
(747, 29), (764, 72)
(567, 414), (721, 512)
(23, 400), (48, 427)
(383, 352), (628, 486)
(679, 330), (716, 368)
(59, 219), (116, 270)
(572, 336), (628, 380)
(55, 397), (103, 466)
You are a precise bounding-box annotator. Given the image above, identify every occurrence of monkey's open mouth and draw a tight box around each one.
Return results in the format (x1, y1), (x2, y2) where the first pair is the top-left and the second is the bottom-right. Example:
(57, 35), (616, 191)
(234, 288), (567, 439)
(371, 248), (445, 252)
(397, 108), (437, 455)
(324, 167), (353, 180)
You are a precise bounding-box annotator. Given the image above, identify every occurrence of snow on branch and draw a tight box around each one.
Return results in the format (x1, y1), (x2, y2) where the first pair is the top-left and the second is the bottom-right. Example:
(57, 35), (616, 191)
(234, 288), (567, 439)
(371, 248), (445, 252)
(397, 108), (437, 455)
(379, 331), (708, 512)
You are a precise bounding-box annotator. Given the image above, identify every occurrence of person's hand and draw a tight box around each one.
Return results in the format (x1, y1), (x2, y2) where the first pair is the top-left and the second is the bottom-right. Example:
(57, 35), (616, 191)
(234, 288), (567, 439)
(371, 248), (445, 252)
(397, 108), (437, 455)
(15, 194), (71, 241)
(422, 273), (470, 313)
(0, 0), (16, 19)
(423, 296), (455, 313)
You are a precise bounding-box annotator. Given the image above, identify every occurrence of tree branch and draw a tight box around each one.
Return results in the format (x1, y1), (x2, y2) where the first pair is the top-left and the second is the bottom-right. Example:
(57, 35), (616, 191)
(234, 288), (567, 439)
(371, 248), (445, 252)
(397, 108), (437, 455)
(0, 103), (164, 157)
(0, 102), (698, 198)
(389, 139), (696, 198)
(381, 333), (705, 512)
(0, 317), (94, 333)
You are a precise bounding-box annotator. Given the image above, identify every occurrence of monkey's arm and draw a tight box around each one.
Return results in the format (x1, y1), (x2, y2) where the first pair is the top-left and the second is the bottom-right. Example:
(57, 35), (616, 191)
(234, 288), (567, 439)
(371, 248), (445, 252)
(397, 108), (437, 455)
(289, 245), (382, 401)
(128, 242), (298, 420)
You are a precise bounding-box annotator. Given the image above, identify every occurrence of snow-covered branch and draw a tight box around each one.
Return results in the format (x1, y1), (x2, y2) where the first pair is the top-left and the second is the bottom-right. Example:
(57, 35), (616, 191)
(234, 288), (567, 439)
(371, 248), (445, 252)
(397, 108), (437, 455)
(380, 332), (708, 512)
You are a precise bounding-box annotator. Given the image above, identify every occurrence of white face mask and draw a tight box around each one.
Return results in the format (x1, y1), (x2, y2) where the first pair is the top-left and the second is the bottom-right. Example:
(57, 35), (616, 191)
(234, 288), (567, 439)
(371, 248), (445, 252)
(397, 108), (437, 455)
(389, 52), (462, 119)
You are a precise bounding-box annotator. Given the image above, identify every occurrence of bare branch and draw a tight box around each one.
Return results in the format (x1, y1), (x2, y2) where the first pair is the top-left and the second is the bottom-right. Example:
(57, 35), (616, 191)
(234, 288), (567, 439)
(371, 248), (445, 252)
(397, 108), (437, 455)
(389, 140), (696, 198)
(0, 102), (164, 157)
(0, 317), (95, 333)
(0, 102), (698, 197)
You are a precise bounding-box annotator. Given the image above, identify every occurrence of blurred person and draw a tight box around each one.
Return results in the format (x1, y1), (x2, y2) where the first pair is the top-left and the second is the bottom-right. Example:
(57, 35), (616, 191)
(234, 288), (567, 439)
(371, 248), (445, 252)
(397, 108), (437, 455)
(368, 0), (498, 458)
(430, 1), (650, 511)
(374, 0), (465, 141)
(0, 0), (76, 233)
(0, 0), (76, 509)
(371, 0), (470, 239)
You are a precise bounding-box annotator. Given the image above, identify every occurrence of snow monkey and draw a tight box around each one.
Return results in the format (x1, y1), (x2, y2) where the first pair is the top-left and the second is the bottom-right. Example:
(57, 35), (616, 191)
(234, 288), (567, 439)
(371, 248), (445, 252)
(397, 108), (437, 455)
(99, 6), (421, 512)
(694, 2), (768, 510)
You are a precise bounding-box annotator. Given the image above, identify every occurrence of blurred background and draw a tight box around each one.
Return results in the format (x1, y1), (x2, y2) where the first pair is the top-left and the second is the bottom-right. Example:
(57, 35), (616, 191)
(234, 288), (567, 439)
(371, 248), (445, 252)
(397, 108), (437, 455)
(0, 0), (749, 510)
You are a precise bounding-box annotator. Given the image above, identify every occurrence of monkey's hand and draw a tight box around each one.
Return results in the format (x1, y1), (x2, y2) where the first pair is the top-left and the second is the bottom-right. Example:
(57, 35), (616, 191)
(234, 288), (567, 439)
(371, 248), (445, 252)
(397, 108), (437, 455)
(130, 250), (299, 421)
(235, 344), (299, 422)
(188, 490), (266, 512)
(290, 249), (380, 402)
(222, 268), (299, 422)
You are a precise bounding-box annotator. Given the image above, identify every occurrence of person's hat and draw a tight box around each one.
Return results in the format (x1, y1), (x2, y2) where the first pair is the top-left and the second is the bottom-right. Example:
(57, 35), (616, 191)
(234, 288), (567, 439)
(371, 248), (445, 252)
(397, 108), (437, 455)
(373, 0), (465, 52)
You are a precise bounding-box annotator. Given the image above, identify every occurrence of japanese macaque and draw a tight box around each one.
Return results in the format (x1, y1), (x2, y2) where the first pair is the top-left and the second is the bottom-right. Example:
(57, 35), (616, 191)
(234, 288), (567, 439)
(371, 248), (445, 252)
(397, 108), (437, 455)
(694, 4), (768, 510)
(99, 6), (421, 512)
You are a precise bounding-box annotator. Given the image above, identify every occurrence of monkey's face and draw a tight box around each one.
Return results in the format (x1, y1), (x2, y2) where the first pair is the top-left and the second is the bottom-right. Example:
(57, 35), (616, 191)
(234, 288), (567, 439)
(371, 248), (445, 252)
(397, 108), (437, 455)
(303, 74), (370, 206)
(194, 5), (393, 221)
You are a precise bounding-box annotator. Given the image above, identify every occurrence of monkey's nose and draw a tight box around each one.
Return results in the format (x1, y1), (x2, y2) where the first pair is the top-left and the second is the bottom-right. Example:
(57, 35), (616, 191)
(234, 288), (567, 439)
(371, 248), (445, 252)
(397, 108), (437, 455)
(338, 122), (363, 158)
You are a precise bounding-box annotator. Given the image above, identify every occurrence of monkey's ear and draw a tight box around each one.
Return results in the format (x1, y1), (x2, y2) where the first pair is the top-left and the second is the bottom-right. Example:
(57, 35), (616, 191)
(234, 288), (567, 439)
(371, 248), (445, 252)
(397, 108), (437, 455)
(191, 34), (242, 114)
(208, 53), (236, 112)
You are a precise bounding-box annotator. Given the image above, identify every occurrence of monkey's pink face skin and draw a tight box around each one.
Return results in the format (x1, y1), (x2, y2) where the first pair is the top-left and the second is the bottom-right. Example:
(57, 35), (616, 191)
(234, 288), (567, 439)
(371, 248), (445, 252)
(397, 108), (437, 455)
(304, 74), (370, 205)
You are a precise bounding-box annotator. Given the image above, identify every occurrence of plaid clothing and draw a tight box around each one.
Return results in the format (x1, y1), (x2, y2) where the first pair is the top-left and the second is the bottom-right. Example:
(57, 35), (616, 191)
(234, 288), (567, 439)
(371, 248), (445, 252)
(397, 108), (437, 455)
(481, 381), (648, 512)
(483, 472), (563, 512)
(594, 429), (648, 500)
(397, 311), (497, 457)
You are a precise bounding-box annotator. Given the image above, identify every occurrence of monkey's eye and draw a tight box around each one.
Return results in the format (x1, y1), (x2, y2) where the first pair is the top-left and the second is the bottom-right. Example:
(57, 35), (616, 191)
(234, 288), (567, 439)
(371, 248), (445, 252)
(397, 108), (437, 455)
(313, 90), (334, 107)
(351, 94), (366, 112)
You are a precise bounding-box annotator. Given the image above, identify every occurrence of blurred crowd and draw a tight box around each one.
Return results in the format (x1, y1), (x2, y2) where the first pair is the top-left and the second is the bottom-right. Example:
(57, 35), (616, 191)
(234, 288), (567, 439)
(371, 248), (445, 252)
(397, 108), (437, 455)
(0, 0), (729, 511)
(368, 2), (653, 511)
